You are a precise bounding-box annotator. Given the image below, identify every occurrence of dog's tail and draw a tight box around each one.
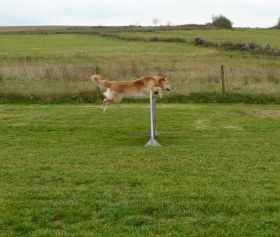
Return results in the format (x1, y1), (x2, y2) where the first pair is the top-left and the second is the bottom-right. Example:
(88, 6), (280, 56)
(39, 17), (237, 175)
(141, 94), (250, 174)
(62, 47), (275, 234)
(90, 74), (112, 88)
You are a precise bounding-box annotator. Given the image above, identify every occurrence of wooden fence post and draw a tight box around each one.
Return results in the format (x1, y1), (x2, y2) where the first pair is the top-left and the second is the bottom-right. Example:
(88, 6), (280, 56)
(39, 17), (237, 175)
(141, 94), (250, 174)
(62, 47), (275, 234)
(95, 65), (101, 103)
(221, 65), (226, 94)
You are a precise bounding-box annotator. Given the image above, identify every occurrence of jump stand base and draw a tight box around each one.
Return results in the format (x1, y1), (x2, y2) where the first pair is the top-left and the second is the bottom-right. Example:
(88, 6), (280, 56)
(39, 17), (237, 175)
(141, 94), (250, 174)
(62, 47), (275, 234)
(145, 138), (161, 147)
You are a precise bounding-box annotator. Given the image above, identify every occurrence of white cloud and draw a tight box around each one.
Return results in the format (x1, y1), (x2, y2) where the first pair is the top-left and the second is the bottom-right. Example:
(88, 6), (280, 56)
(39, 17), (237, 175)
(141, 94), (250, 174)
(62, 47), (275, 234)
(0, 0), (279, 27)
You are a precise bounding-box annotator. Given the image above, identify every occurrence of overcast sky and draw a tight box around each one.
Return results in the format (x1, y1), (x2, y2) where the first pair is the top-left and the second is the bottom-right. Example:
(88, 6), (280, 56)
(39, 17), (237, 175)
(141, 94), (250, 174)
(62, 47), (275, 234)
(0, 0), (279, 27)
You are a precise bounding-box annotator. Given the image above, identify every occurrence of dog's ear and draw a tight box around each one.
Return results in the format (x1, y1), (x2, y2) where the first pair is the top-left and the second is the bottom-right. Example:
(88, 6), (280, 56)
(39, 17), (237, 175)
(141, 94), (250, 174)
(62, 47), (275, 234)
(159, 77), (167, 83)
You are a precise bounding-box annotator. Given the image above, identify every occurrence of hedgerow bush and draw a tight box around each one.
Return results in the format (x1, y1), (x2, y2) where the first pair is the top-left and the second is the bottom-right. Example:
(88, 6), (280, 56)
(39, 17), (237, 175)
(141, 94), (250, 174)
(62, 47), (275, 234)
(275, 18), (280, 29)
(212, 15), (233, 29)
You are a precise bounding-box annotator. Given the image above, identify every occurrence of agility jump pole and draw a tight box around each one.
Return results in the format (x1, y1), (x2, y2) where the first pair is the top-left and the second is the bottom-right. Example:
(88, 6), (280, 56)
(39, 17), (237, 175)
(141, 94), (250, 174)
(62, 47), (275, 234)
(145, 89), (161, 147)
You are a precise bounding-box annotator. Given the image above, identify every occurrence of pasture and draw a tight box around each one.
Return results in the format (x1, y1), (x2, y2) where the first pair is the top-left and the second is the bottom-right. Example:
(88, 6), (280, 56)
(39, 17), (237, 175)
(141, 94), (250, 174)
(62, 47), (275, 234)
(0, 27), (280, 236)
(117, 28), (280, 48)
(0, 31), (280, 103)
(1, 103), (280, 236)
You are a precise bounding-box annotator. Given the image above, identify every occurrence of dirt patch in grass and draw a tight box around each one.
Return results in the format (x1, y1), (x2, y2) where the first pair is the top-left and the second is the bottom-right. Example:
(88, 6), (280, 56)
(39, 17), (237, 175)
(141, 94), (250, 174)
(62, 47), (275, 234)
(250, 109), (280, 118)
(52, 215), (64, 225)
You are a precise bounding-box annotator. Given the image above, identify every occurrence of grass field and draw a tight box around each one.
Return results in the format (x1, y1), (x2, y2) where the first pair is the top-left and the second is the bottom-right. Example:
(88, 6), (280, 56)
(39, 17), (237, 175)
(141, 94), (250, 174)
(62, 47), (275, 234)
(0, 103), (280, 236)
(1, 26), (279, 236)
(0, 32), (280, 103)
(0, 34), (207, 57)
(117, 28), (280, 49)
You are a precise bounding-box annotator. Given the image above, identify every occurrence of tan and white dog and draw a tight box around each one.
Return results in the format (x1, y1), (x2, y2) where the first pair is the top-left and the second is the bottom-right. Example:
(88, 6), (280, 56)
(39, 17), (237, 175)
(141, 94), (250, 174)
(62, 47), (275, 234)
(90, 74), (172, 112)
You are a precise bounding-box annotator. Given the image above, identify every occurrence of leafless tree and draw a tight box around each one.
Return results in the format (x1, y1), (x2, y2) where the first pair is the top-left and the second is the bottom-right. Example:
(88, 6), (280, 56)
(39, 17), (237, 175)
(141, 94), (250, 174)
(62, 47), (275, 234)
(134, 21), (140, 27)
(166, 21), (172, 26)
(152, 17), (161, 27)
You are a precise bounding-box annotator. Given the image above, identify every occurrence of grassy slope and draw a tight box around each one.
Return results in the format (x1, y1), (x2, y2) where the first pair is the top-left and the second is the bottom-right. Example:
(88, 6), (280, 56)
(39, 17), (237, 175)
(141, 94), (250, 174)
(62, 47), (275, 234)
(0, 34), (208, 57)
(0, 34), (215, 101)
(0, 34), (280, 101)
(118, 28), (280, 48)
(1, 103), (280, 236)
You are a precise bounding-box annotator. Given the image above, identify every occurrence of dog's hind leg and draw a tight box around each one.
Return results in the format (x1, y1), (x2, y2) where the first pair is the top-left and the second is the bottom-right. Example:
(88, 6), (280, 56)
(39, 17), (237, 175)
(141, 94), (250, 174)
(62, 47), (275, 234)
(102, 89), (114, 113)
(102, 88), (124, 112)
(103, 97), (123, 112)
(102, 98), (113, 113)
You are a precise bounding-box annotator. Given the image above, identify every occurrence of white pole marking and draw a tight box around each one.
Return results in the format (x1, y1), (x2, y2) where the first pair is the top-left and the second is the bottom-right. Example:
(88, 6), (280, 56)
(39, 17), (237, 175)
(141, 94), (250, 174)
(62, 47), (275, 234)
(150, 89), (154, 139)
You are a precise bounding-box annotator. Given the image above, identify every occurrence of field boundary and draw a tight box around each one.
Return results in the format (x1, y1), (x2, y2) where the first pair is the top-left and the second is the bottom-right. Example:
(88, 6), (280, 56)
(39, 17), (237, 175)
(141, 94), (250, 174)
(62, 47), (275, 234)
(100, 32), (280, 56)
(1, 91), (279, 104)
(1, 26), (279, 56)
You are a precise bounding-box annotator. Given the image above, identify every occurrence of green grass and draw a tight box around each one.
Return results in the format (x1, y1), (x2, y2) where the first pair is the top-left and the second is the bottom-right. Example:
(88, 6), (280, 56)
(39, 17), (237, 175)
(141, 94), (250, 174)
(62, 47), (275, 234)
(117, 28), (280, 48)
(0, 34), (209, 58)
(0, 32), (280, 102)
(1, 103), (280, 236)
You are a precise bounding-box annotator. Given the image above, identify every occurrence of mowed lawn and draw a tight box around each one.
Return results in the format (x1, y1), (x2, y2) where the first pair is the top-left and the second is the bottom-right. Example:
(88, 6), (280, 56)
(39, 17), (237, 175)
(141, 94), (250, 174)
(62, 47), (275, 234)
(0, 103), (280, 236)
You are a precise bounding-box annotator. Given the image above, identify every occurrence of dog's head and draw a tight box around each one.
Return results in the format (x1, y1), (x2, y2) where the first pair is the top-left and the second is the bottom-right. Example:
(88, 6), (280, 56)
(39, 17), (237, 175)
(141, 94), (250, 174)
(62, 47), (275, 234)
(158, 77), (173, 91)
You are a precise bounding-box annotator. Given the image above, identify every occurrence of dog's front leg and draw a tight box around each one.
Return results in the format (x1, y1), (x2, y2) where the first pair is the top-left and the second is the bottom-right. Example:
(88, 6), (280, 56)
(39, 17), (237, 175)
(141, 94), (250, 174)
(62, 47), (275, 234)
(153, 87), (163, 98)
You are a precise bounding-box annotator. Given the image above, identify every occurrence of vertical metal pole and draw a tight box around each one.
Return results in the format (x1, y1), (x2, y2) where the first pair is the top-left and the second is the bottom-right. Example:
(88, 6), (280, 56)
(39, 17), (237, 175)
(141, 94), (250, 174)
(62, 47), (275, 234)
(152, 95), (160, 137)
(150, 90), (154, 139)
(145, 89), (161, 147)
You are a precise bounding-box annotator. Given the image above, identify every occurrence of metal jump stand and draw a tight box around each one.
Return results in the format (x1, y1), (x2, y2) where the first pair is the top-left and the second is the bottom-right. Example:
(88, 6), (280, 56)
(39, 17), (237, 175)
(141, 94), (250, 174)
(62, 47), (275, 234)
(145, 89), (161, 147)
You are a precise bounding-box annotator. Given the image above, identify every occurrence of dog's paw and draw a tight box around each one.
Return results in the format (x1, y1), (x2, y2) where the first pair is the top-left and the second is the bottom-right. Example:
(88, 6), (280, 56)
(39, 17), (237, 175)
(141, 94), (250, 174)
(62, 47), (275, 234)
(157, 93), (163, 98)
(154, 94), (162, 99)
(102, 106), (107, 113)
